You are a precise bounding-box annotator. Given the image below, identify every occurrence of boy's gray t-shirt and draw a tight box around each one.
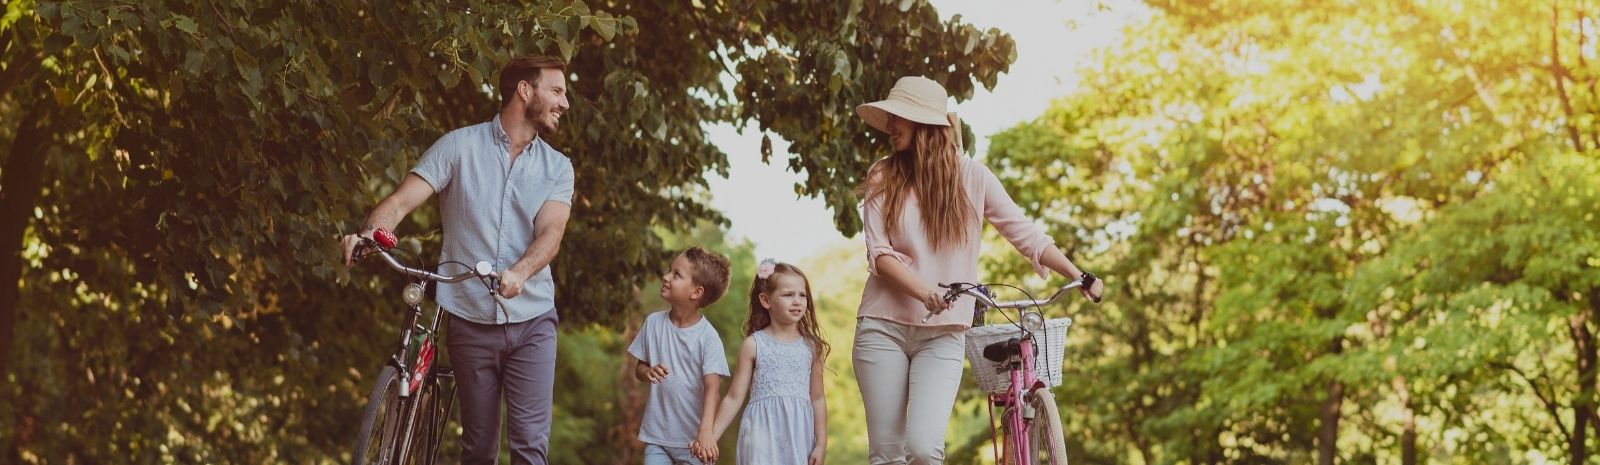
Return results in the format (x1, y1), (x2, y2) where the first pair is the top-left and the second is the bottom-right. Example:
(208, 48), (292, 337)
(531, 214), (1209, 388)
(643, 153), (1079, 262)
(627, 310), (731, 447)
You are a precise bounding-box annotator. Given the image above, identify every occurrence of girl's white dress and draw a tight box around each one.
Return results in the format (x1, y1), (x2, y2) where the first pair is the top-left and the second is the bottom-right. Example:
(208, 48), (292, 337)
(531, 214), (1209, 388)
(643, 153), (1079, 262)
(737, 330), (816, 465)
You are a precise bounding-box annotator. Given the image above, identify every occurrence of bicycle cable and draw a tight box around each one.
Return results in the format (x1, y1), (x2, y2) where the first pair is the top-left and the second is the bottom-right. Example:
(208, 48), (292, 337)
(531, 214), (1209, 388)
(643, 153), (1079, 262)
(988, 282), (1058, 384)
(437, 259), (513, 337)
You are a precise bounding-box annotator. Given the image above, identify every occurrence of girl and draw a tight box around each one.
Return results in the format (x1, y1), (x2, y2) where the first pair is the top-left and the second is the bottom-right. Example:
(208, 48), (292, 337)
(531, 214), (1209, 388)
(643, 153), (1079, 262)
(851, 76), (1104, 464)
(696, 260), (829, 465)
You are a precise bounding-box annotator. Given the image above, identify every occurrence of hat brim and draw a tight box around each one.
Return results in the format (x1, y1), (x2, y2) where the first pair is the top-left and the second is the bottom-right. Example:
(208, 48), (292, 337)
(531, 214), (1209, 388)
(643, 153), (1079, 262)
(856, 100), (951, 133)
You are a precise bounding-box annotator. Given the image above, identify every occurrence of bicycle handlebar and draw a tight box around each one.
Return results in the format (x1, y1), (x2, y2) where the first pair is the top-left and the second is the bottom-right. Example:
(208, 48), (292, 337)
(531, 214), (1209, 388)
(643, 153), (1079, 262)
(355, 237), (498, 284)
(921, 273), (1100, 323)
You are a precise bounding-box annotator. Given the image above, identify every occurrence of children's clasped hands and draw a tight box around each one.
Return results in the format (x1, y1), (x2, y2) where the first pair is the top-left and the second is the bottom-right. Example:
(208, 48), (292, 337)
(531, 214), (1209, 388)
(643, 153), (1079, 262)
(690, 432), (719, 463)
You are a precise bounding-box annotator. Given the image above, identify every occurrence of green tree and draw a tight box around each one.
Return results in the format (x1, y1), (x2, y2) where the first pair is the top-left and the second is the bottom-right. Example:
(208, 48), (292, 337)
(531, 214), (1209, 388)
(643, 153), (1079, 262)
(979, 0), (1599, 463)
(0, 0), (1017, 462)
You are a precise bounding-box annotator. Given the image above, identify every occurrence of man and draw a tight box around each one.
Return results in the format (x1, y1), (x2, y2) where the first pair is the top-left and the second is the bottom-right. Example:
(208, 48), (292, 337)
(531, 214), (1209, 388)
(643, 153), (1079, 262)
(341, 54), (574, 464)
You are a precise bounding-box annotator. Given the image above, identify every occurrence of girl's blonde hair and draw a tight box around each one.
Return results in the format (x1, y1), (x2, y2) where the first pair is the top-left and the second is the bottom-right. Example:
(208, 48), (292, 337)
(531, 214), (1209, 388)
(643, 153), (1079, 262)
(857, 113), (973, 250)
(745, 262), (830, 360)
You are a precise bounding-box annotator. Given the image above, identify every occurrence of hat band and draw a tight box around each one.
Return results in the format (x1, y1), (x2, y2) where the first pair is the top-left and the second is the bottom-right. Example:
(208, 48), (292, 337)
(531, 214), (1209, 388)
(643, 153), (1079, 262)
(887, 88), (946, 116)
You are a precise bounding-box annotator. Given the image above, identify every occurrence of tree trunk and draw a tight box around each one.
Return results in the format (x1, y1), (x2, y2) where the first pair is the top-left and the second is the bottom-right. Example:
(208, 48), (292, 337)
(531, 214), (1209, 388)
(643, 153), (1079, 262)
(1570, 308), (1596, 465)
(1392, 375), (1417, 465)
(1319, 336), (1343, 465)
(0, 85), (53, 384)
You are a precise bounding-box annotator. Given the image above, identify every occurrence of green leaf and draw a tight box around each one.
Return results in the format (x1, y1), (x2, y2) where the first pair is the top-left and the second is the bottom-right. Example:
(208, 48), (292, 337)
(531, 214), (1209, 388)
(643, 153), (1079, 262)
(557, 37), (575, 62)
(591, 16), (617, 41)
(170, 14), (198, 35)
(438, 66), (461, 89)
(43, 33), (72, 54)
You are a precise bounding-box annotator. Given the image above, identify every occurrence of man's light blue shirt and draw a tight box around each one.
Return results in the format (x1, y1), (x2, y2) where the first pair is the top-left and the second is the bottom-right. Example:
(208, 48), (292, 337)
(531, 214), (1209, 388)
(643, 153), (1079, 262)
(411, 115), (574, 324)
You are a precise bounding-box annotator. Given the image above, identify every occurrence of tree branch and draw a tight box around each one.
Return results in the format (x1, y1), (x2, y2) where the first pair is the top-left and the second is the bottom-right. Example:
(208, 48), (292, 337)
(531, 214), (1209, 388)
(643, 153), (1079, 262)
(1550, 1), (1586, 152)
(1494, 360), (1572, 443)
(0, 28), (43, 99)
(1576, 0), (1599, 151)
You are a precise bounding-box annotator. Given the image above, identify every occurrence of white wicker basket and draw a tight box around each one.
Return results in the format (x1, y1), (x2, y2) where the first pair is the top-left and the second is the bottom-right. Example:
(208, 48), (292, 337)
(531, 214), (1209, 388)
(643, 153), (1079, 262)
(964, 317), (1073, 395)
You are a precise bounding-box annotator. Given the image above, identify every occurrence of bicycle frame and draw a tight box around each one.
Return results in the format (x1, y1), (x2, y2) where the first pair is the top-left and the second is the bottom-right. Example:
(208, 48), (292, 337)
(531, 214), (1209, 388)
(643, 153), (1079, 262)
(354, 236), (497, 465)
(938, 275), (1096, 465)
(392, 300), (444, 398)
(389, 300), (452, 465)
(995, 330), (1040, 464)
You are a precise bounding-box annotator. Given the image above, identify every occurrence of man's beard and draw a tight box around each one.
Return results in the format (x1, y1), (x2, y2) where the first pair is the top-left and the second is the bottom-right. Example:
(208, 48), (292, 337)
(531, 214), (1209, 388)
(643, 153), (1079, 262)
(525, 99), (560, 135)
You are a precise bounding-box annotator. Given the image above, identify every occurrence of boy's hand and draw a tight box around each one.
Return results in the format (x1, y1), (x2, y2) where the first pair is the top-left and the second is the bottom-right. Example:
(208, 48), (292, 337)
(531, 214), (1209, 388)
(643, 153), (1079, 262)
(640, 364), (669, 384)
(808, 445), (825, 465)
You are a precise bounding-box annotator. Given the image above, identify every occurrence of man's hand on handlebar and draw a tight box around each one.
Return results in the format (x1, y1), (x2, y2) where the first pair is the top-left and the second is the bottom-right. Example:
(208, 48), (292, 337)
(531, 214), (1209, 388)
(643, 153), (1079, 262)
(498, 267), (529, 299)
(341, 229), (375, 268)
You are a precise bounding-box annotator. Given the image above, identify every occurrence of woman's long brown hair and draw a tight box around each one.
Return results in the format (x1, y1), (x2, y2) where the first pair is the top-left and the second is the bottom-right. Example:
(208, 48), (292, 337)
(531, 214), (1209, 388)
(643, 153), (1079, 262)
(857, 113), (974, 250)
(745, 263), (830, 360)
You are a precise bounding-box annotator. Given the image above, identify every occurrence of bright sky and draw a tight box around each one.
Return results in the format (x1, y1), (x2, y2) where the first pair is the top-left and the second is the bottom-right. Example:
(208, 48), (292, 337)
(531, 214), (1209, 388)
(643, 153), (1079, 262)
(705, 0), (1148, 263)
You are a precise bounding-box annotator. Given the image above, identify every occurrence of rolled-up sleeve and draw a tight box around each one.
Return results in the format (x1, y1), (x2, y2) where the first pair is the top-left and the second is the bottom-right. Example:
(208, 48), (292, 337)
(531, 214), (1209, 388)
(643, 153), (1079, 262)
(861, 198), (913, 276)
(980, 165), (1055, 279)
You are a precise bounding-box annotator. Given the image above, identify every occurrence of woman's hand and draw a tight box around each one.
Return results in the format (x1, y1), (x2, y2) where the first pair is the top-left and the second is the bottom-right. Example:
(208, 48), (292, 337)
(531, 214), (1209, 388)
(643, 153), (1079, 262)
(918, 286), (951, 315)
(1078, 273), (1104, 302)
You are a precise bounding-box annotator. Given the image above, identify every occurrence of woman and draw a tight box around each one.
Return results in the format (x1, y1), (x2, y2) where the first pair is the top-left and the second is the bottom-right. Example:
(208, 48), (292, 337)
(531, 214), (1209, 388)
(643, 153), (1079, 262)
(851, 76), (1104, 464)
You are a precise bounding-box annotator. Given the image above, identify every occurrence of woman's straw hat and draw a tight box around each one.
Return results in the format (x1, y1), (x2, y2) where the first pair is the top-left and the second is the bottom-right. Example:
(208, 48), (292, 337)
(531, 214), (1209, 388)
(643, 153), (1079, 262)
(856, 76), (954, 133)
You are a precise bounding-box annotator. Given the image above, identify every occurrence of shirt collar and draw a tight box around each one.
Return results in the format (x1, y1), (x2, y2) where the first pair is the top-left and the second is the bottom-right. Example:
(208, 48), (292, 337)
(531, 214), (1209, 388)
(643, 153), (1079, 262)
(490, 114), (544, 155)
(490, 114), (511, 147)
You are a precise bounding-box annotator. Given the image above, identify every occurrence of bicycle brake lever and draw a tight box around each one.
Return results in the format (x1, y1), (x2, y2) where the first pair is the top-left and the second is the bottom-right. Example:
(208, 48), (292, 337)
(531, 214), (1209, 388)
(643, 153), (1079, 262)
(350, 241), (376, 262)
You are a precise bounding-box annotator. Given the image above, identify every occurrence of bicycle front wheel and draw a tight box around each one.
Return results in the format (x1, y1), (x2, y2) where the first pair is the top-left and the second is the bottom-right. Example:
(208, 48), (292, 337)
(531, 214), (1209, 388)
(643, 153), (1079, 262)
(404, 377), (443, 465)
(354, 365), (404, 465)
(1025, 389), (1069, 465)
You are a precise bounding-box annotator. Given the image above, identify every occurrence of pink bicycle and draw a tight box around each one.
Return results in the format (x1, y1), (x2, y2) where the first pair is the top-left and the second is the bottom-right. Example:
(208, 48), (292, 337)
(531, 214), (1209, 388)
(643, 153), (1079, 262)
(930, 273), (1099, 465)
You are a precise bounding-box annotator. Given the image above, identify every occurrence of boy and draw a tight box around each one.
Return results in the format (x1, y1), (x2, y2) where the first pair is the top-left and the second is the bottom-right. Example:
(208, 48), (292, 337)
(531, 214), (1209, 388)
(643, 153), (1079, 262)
(627, 247), (733, 465)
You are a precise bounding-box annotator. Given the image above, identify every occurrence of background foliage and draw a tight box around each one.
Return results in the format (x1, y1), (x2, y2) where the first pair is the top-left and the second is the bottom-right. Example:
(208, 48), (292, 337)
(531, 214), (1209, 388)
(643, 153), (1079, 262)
(3, 0), (1598, 464)
(0, 0), (1012, 462)
(973, 0), (1600, 463)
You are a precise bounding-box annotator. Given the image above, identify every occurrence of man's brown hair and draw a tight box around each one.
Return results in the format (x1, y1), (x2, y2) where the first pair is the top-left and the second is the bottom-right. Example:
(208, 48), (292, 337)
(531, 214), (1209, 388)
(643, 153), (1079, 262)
(497, 54), (566, 106)
(681, 247), (732, 308)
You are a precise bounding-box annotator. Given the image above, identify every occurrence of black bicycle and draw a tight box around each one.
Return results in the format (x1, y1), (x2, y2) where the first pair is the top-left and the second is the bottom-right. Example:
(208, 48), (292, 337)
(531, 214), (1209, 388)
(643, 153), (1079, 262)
(349, 228), (501, 465)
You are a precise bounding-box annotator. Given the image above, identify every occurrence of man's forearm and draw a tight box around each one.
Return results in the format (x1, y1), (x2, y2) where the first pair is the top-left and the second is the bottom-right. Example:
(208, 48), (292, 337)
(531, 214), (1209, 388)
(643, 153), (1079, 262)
(361, 206), (403, 234)
(359, 175), (435, 235)
(509, 231), (561, 277)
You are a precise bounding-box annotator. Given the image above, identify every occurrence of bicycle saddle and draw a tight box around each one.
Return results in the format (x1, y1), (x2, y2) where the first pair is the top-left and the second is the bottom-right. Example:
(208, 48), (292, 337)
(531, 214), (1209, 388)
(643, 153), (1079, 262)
(983, 337), (1023, 362)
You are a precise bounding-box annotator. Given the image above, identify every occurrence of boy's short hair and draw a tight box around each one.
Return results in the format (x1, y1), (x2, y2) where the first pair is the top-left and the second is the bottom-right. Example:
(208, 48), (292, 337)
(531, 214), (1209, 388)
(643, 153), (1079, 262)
(681, 247), (732, 308)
